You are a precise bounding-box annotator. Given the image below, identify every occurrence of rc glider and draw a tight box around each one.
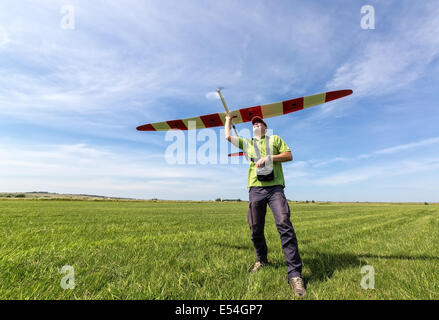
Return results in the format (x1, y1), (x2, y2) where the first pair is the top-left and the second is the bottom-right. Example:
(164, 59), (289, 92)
(136, 89), (353, 133)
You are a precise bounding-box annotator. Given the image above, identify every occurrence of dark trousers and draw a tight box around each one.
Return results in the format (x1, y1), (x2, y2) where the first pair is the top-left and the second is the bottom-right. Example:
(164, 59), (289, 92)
(247, 185), (303, 280)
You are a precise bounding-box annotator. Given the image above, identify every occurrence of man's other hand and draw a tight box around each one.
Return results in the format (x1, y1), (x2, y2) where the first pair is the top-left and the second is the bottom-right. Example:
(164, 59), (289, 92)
(256, 156), (269, 168)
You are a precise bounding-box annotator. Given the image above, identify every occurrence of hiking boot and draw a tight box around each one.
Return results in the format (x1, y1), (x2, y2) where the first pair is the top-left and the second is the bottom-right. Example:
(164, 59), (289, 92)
(289, 276), (306, 298)
(249, 261), (267, 274)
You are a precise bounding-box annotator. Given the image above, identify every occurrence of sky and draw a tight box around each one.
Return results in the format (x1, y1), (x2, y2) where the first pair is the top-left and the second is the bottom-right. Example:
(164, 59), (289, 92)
(1, 0), (439, 202)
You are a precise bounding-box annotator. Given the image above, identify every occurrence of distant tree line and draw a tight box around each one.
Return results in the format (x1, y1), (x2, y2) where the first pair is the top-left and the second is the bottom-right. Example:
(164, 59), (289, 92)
(215, 198), (242, 202)
(0, 193), (26, 198)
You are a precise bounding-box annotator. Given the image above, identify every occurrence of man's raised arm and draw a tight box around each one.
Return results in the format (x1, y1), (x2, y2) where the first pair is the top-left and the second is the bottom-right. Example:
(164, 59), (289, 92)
(224, 114), (239, 146)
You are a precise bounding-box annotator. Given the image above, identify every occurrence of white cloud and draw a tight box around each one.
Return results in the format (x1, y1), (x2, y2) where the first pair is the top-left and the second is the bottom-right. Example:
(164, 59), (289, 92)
(205, 91), (220, 100)
(0, 141), (248, 199)
(315, 158), (439, 186)
(0, 0), (343, 133)
(0, 26), (11, 47)
(284, 160), (311, 179)
(311, 157), (352, 168)
(305, 136), (439, 168)
(374, 137), (439, 155)
(327, 3), (439, 97)
(287, 135), (439, 189)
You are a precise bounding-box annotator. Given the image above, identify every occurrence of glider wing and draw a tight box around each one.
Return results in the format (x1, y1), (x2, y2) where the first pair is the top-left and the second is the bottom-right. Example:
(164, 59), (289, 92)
(136, 89), (353, 131)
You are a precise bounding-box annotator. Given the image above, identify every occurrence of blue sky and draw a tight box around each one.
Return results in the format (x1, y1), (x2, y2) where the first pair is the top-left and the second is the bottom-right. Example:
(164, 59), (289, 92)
(1, 0), (438, 201)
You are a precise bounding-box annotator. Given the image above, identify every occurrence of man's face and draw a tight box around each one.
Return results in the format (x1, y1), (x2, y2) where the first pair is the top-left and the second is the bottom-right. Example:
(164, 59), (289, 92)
(252, 121), (266, 137)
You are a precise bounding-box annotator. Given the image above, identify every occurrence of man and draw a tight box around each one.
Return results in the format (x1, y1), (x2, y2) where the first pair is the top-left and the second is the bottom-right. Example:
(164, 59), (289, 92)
(224, 113), (306, 298)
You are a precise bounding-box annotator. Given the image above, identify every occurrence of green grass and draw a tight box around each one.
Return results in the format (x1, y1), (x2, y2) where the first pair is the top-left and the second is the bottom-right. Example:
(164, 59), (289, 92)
(0, 200), (438, 300)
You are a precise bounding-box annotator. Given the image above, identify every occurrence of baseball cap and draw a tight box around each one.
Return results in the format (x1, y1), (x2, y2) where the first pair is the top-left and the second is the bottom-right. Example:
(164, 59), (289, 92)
(251, 116), (267, 127)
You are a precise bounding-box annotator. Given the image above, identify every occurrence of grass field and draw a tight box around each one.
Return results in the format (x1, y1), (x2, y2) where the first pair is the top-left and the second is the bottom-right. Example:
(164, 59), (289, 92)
(0, 199), (438, 300)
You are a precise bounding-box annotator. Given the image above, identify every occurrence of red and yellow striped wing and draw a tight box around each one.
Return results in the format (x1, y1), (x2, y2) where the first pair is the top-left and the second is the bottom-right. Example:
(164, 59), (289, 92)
(136, 89), (353, 131)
